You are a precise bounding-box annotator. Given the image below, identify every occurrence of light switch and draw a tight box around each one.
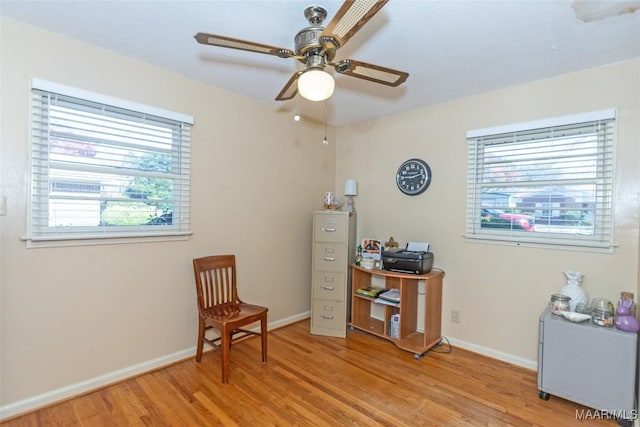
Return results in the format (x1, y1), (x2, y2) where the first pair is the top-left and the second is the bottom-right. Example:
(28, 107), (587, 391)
(0, 196), (6, 216)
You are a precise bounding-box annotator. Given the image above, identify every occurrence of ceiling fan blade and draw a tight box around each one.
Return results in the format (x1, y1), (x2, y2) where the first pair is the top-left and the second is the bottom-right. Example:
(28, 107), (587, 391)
(194, 33), (295, 58)
(331, 59), (408, 87)
(320, 0), (389, 48)
(275, 72), (303, 101)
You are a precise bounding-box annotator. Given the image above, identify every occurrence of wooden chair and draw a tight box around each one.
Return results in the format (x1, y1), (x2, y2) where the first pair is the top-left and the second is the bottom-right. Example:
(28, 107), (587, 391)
(192, 255), (268, 383)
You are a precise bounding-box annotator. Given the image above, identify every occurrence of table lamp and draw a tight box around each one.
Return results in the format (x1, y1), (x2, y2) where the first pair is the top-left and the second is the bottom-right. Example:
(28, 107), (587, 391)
(344, 179), (358, 213)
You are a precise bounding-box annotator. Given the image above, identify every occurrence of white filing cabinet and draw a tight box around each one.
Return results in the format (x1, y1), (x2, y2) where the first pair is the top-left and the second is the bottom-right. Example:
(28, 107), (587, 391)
(310, 210), (355, 338)
(538, 307), (638, 422)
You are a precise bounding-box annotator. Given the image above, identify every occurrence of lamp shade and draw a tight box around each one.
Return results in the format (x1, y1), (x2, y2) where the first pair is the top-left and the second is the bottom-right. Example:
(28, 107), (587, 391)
(298, 69), (335, 102)
(344, 179), (358, 196)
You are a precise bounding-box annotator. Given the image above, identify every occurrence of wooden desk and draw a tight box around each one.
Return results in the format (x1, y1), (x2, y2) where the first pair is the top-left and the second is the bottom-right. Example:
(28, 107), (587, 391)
(349, 265), (443, 358)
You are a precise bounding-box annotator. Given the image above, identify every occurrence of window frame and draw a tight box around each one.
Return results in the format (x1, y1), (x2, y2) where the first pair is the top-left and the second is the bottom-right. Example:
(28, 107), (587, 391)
(25, 79), (194, 248)
(464, 109), (616, 252)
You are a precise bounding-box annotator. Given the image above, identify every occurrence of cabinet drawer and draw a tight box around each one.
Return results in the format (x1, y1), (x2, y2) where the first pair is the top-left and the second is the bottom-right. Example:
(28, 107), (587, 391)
(313, 272), (346, 300)
(312, 300), (346, 330)
(313, 214), (348, 242)
(314, 244), (347, 272)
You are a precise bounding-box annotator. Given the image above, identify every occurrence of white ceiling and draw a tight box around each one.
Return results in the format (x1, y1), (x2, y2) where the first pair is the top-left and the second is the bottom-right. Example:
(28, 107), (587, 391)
(2, 0), (639, 126)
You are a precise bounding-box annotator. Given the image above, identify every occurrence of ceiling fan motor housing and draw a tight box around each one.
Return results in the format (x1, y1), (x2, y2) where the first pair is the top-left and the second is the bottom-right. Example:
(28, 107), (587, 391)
(295, 26), (324, 57)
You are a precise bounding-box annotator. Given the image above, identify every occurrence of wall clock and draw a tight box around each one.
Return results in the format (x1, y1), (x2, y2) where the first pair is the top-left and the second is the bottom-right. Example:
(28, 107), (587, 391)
(396, 158), (432, 196)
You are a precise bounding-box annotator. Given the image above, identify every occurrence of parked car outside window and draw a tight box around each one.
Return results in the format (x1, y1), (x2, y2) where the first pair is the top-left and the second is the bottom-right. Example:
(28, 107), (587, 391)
(481, 209), (535, 232)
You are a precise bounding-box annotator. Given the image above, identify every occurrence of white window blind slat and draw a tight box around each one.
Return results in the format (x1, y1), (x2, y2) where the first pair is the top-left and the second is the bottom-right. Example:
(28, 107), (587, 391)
(465, 110), (616, 250)
(26, 81), (193, 246)
(32, 78), (194, 124)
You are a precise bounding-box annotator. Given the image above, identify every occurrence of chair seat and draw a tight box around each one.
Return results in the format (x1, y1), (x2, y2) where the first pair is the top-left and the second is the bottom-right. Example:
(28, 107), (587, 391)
(202, 303), (267, 324)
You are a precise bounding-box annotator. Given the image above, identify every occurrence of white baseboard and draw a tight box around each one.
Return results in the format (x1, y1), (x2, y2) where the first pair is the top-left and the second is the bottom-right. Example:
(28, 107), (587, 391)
(269, 311), (310, 331)
(445, 336), (538, 371)
(0, 311), (311, 421)
(0, 347), (196, 421)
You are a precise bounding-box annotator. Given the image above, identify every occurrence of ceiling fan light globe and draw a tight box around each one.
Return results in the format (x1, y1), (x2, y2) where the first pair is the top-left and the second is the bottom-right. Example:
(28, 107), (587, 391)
(298, 69), (335, 102)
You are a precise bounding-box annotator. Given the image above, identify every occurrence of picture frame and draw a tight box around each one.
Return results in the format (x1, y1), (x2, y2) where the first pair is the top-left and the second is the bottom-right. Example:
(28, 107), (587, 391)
(361, 238), (382, 260)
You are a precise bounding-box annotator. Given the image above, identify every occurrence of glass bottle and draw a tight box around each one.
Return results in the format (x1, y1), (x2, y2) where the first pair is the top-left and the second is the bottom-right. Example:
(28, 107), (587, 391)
(592, 307), (614, 327)
(355, 245), (362, 266)
(549, 294), (570, 315)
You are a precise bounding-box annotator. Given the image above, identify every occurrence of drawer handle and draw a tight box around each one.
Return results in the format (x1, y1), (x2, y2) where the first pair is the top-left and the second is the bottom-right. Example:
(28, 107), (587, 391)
(322, 286), (335, 291)
(321, 315), (334, 320)
(322, 228), (336, 232)
(322, 257), (336, 261)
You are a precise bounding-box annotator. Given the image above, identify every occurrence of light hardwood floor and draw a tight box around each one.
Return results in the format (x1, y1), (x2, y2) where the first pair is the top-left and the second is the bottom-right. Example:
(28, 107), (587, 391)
(2, 320), (616, 426)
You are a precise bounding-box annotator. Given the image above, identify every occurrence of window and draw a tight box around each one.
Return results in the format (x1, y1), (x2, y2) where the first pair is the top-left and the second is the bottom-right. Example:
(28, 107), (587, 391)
(27, 79), (193, 247)
(465, 109), (616, 250)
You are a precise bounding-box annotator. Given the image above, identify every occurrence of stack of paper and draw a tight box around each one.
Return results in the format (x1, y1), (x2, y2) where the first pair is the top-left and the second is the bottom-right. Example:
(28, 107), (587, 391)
(376, 288), (400, 304)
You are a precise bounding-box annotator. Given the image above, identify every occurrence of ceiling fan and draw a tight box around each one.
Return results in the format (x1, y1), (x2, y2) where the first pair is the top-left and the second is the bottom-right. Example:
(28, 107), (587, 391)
(194, 0), (409, 102)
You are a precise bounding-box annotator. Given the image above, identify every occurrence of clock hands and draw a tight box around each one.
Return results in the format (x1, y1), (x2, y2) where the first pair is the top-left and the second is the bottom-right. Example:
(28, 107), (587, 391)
(402, 172), (424, 180)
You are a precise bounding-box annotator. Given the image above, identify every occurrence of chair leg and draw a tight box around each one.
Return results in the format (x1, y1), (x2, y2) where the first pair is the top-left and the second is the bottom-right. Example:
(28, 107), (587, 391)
(221, 327), (231, 384)
(261, 314), (267, 364)
(196, 319), (205, 362)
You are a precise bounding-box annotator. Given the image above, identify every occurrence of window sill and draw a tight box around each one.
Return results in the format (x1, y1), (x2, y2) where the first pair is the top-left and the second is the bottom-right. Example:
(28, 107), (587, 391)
(22, 231), (193, 248)
(463, 234), (615, 254)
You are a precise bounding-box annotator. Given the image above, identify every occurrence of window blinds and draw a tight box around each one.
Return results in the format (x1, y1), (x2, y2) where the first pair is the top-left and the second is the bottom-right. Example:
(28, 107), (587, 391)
(27, 79), (193, 245)
(465, 109), (616, 249)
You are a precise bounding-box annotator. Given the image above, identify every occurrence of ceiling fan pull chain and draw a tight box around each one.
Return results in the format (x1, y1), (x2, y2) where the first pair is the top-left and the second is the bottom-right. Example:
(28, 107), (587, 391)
(323, 100), (329, 145)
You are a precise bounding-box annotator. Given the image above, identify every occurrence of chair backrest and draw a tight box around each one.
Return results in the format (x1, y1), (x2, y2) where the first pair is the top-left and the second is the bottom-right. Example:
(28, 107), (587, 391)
(193, 255), (239, 311)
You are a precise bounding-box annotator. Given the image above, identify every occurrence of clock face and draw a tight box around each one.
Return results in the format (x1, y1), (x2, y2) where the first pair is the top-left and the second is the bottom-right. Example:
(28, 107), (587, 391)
(396, 158), (432, 196)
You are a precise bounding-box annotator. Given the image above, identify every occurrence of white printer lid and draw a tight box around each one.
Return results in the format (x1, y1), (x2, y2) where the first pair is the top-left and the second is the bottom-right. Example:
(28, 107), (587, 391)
(406, 242), (429, 252)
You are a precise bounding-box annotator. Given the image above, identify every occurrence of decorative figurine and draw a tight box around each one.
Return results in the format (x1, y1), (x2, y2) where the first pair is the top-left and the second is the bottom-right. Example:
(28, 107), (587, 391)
(559, 270), (589, 312)
(385, 236), (399, 249)
(615, 296), (640, 333)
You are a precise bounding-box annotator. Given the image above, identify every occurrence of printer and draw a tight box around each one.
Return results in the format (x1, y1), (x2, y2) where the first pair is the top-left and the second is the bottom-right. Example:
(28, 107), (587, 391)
(382, 242), (433, 275)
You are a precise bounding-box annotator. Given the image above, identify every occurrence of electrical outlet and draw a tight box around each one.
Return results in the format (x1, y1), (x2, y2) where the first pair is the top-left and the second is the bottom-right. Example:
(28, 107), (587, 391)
(451, 310), (460, 323)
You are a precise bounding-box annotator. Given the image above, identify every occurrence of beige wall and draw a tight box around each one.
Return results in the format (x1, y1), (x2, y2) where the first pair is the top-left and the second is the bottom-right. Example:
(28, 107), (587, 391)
(0, 18), (336, 409)
(336, 58), (640, 365)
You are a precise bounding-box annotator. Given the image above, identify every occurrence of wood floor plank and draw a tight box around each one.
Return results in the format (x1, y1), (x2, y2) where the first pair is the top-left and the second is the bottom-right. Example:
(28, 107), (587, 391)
(191, 391), (239, 427)
(2, 320), (617, 426)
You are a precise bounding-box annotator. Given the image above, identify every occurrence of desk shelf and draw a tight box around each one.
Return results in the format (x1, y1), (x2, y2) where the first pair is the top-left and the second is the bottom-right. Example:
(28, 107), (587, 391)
(349, 266), (443, 358)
